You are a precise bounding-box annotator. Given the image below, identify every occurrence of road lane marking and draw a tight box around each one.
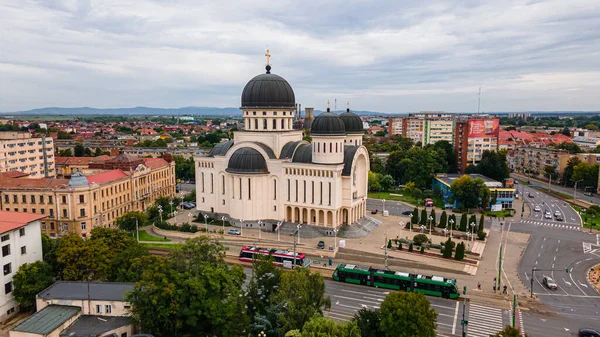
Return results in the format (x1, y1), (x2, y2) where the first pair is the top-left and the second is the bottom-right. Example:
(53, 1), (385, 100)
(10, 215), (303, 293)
(578, 281), (588, 288)
(556, 248), (559, 252)
(533, 293), (600, 298)
(452, 301), (459, 335)
(562, 278), (571, 286)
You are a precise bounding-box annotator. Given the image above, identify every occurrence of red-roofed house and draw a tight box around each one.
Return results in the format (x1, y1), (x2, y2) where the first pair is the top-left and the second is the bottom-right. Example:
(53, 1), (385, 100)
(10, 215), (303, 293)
(86, 170), (129, 185)
(0, 211), (45, 322)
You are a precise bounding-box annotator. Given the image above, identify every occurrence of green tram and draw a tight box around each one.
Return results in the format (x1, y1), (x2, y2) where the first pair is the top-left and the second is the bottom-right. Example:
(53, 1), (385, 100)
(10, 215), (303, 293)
(332, 264), (460, 299)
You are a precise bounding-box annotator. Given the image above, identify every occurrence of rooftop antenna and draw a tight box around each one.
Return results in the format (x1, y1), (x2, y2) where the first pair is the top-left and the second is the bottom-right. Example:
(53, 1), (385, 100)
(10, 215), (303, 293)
(477, 85), (481, 114)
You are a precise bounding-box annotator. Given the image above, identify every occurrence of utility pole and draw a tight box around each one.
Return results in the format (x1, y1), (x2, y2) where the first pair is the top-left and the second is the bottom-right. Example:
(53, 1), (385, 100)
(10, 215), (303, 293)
(498, 244), (503, 291)
(384, 234), (388, 269)
(574, 179), (583, 202)
(461, 286), (467, 337)
(135, 218), (139, 242)
(292, 224), (301, 268)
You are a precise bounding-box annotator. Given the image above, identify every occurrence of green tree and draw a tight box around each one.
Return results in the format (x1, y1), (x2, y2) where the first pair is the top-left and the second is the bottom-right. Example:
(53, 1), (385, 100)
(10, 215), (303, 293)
(12, 261), (54, 311)
(368, 171), (380, 191)
(387, 239), (392, 249)
(475, 150), (510, 182)
(572, 162), (599, 189)
(370, 156), (385, 174)
(438, 211), (447, 229)
(556, 141), (582, 154)
(563, 157), (582, 186)
(411, 207), (419, 224)
(454, 242), (465, 260)
(300, 316), (361, 337)
(127, 237), (248, 337)
(420, 245), (425, 253)
(408, 242), (413, 252)
(450, 175), (490, 210)
(246, 255), (283, 331)
(57, 131), (72, 139)
(353, 308), (381, 337)
(459, 213), (467, 231)
(58, 148), (72, 156)
(73, 143), (85, 157)
(412, 234), (428, 246)
(448, 214), (456, 230)
(420, 208), (427, 226)
(561, 127), (571, 136)
(429, 209), (436, 228)
(443, 237), (454, 258)
(379, 291), (437, 337)
(490, 325), (531, 337)
(379, 174), (395, 191)
(94, 147), (103, 156)
(273, 267), (331, 332)
(469, 215), (477, 233)
(115, 211), (148, 232)
(432, 140), (456, 173)
(479, 214), (485, 234)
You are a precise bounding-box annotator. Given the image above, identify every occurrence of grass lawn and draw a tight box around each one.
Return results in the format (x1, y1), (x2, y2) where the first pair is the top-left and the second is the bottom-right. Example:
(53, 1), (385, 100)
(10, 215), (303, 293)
(483, 210), (513, 218)
(572, 206), (600, 230)
(137, 230), (171, 242)
(140, 242), (180, 249)
(368, 191), (444, 208)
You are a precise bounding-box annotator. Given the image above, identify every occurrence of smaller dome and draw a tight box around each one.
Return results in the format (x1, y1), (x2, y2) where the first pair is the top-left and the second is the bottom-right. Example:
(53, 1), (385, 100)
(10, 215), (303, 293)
(339, 110), (364, 134)
(311, 111), (347, 136)
(226, 147), (269, 174)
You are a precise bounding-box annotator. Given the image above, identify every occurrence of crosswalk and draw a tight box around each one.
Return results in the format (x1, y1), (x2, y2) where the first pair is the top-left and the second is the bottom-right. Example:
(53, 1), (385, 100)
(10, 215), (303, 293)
(466, 304), (505, 337)
(520, 220), (581, 231)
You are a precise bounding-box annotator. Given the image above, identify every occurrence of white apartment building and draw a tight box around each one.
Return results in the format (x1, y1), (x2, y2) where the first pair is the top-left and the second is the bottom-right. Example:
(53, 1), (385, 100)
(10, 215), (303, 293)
(1, 211), (45, 322)
(0, 132), (55, 178)
(387, 112), (455, 146)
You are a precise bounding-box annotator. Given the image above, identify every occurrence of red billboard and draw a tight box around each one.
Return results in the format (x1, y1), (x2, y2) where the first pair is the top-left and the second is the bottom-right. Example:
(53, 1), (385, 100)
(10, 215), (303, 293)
(468, 119), (499, 138)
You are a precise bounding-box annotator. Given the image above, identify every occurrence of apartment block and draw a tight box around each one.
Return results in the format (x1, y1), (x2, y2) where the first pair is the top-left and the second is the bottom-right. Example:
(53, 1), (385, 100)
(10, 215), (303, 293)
(0, 132), (55, 178)
(455, 118), (499, 173)
(1, 211), (45, 322)
(512, 148), (600, 183)
(388, 112), (455, 146)
(0, 154), (176, 237)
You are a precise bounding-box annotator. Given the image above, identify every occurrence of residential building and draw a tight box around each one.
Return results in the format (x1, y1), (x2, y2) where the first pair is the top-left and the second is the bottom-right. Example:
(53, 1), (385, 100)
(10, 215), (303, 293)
(511, 148), (600, 182)
(572, 136), (600, 149)
(455, 118), (499, 173)
(10, 281), (136, 337)
(387, 117), (404, 136)
(432, 173), (516, 209)
(388, 112), (455, 146)
(54, 156), (112, 178)
(0, 155), (176, 237)
(1, 211), (45, 322)
(0, 132), (55, 178)
(195, 59), (369, 229)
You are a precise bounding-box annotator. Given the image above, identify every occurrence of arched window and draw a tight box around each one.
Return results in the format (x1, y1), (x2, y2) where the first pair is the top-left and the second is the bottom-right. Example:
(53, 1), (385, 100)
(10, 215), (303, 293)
(330, 143), (332, 153)
(263, 119), (267, 129)
(273, 119), (277, 130)
(281, 119), (285, 129)
(254, 119), (258, 129)
(336, 143), (338, 152)
(317, 143), (320, 153)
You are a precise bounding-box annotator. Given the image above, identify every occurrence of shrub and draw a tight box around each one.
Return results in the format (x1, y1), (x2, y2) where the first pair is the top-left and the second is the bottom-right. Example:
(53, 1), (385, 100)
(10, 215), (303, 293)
(413, 234), (429, 246)
(387, 239), (392, 249)
(420, 245), (425, 254)
(398, 243), (403, 250)
(408, 243), (413, 252)
(442, 238), (454, 258)
(455, 242), (465, 260)
(478, 231), (487, 240)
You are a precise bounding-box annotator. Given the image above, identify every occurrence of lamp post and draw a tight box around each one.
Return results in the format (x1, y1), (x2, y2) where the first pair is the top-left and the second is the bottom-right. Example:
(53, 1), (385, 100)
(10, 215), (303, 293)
(399, 222), (404, 240)
(449, 218), (454, 238)
(333, 228), (338, 249)
(158, 205), (163, 223)
(293, 224), (301, 268)
(574, 179), (583, 202)
(470, 222), (476, 243)
(240, 219), (244, 236)
(382, 199), (386, 214)
(169, 200), (174, 217)
(179, 191), (185, 210)
(428, 215), (433, 235)
(257, 220), (263, 240)
(409, 213), (413, 232)
(258, 331), (266, 337)
(187, 212), (192, 229)
(276, 221), (282, 242)
(297, 223), (301, 244)
(203, 213), (209, 233)
(221, 216), (226, 236)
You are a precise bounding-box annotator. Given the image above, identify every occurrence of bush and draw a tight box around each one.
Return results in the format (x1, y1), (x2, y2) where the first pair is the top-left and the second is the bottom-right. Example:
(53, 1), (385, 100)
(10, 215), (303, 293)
(387, 239), (392, 249)
(420, 245), (425, 254)
(442, 238), (454, 258)
(455, 242), (465, 260)
(413, 234), (429, 246)
(398, 243), (403, 250)
(478, 231), (487, 240)
(408, 243), (413, 252)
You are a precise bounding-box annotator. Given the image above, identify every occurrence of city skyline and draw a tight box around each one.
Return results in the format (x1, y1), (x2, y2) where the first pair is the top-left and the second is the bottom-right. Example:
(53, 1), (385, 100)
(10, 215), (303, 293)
(1, 0), (599, 113)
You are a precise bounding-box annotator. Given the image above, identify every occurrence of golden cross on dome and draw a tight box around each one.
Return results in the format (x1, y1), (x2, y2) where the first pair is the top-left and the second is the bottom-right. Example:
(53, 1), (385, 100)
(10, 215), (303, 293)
(347, 101), (350, 110)
(327, 100), (330, 110)
(265, 49), (271, 66)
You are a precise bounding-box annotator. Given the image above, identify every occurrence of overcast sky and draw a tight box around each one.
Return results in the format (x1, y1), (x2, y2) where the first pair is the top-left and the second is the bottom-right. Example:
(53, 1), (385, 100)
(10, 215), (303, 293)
(1, 0), (599, 113)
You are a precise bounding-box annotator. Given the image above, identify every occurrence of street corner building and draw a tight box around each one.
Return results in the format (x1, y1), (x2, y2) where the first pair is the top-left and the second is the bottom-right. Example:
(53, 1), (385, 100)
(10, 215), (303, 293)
(194, 58), (369, 230)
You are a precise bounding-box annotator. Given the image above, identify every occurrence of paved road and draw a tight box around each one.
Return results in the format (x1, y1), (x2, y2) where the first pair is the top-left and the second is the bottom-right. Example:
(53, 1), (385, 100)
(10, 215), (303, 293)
(512, 185), (600, 334)
(512, 173), (600, 205)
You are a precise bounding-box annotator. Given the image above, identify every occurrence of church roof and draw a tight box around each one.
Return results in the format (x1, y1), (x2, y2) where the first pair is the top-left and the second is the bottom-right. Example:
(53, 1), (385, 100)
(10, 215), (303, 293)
(209, 140), (234, 157)
(241, 70), (295, 109)
(339, 110), (364, 134)
(291, 144), (312, 163)
(250, 142), (276, 159)
(342, 146), (360, 176)
(280, 141), (303, 159)
(311, 111), (347, 136)
(226, 147), (269, 174)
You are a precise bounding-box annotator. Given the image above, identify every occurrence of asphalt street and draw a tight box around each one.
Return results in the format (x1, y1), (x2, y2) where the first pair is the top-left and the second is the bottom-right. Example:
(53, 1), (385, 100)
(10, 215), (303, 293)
(514, 185), (600, 335)
(512, 173), (600, 205)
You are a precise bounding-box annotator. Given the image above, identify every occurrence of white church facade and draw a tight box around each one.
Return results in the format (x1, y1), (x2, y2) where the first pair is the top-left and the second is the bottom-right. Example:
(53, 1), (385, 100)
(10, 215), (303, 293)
(194, 56), (369, 229)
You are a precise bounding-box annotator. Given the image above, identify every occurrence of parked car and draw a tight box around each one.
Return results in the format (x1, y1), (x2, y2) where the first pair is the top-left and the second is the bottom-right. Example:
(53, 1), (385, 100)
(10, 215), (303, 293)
(554, 210), (561, 217)
(317, 241), (325, 249)
(534, 205), (541, 212)
(584, 192), (593, 197)
(227, 229), (241, 235)
(544, 212), (552, 219)
(528, 193), (534, 198)
(542, 276), (558, 290)
(182, 202), (195, 209)
(371, 209), (378, 214)
(556, 215), (564, 221)
(579, 328), (600, 337)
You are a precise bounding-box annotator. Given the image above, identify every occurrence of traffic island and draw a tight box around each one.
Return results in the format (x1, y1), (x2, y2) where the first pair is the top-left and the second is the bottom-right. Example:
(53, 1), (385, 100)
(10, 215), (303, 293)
(589, 264), (600, 294)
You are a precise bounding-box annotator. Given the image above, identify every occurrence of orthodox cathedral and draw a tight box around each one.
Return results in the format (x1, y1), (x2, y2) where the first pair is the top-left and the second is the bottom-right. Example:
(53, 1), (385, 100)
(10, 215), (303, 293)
(194, 53), (369, 229)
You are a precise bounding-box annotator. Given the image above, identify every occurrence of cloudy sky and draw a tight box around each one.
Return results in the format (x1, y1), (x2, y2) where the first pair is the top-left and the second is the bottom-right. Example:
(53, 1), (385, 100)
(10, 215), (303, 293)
(1, 0), (599, 113)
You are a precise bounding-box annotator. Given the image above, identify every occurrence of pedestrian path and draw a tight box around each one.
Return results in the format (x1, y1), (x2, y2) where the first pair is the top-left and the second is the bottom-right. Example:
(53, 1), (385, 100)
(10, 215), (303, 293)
(520, 220), (581, 231)
(466, 304), (505, 337)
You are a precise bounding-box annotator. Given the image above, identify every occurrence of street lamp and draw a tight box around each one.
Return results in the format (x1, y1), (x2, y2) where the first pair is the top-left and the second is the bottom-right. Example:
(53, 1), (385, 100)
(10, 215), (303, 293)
(449, 218), (454, 238)
(470, 222), (476, 243)
(221, 216), (226, 236)
(169, 200), (174, 217)
(276, 221), (282, 242)
(240, 219), (244, 236)
(408, 213), (413, 232)
(428, 215), (433, 235)
(382, 199), (386, 214)
(257, 220), (263, 240)
(187, 212), (193, 229)
(258, 331), (266, 337)
(333, 228), (338, 249)
(158, 205), (163, 223)
(203, 213), (209, 233)
(297, 223), (301, 244)
(574, 179), (584, 202)
(399, 222), (404, 240)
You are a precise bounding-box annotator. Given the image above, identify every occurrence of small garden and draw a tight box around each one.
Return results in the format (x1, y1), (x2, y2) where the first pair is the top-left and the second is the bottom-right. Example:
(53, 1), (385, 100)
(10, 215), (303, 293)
(402, 207), (487, 242)
(574, 205), (600, 230)
(368, 181), (445, 208)
(386, 233), (472, 262)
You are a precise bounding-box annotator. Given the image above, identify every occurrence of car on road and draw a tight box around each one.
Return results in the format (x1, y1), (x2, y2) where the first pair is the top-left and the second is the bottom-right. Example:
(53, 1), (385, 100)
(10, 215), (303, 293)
(556, 215), (564, 221)
(402, 210), (412, 215)
(554, 210), (561, 217)
(544, 212), (552, 219)
(579, 328), (600, 337)
(181, 202), (195, 209)
(528, 193), (534, 198)
(542, 276), (558, 290)
(317, 240), (325, 249)
(534, 205), (541, 212)
(584, 192), (593, 197)
(227, 229), (241, 235)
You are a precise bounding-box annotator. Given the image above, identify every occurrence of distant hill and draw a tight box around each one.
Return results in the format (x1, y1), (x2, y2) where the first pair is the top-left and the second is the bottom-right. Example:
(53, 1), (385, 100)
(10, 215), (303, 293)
(1, 106), (598, 117)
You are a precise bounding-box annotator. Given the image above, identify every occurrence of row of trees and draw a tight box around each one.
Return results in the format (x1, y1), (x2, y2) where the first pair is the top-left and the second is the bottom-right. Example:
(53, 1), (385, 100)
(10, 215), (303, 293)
(563, 157), (599, 188)
(409, 207), (486, 236)
(464, 150), (510, 182)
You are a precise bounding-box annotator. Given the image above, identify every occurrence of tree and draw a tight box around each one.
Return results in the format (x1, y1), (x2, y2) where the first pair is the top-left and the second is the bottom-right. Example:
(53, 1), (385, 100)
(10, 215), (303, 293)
(443, 238), (454, 258)
(370, 156), (385, 174)
(563, 157), (582, 186)
(57, 131), (72, 139)
(246, 256), (283, 332)
(273, 267), (331, 332)
(572, 162), (599, 189)
(74, 143), (85, 157)
(379, 291), (437, 337)
(490, 325), (531, 337)
(450, 175), (490, 210)
(556, 141), (582, 154)
(454, 242), (465, 260)
(58, 148), (72, 157)
(479, 214), (485, 234)
(353, 308), (382, 337)
(12, 261), (54, 311)
(411, 207), (419, 224)
(300, 316), (361, 337)
(438, 211), (447, 229)
(433, 140), (457, 173)
(413, 234), (428, 246)
(459, 213), (467, 232)
(429, 209), (436, 228)
(387, 239), (392, 249)
(127, 237), (248, 337)
(116, 211), (148, 232)
(561, 127), (571, 136)
(379, 174), (395, 191)
(408, 242), (413, 252)
(448, 214), (456, 230)
(474, 150), (510, 182)
(420, 208), (427, 226)
(368, 171), (380, 191)
(94, 148), (103, 156)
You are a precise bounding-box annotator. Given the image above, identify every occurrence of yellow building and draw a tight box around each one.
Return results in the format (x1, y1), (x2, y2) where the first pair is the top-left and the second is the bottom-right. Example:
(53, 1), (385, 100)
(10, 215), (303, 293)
(0, 131), (55, 178)
(0, 155), (175, 237)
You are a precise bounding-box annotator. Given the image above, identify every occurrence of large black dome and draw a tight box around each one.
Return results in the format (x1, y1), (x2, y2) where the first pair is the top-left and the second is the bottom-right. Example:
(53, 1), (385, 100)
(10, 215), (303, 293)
(241, 71), (295, 109)
(226, 147), (269, 174)
(311, 111), (347, 136)
(339, 111), (364, 134)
